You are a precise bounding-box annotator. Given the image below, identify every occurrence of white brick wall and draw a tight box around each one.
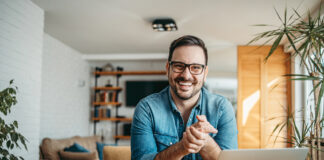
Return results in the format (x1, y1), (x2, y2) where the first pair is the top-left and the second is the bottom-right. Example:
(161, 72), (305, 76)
(0, 0), (44, 159)
(40, 33), (91, 140)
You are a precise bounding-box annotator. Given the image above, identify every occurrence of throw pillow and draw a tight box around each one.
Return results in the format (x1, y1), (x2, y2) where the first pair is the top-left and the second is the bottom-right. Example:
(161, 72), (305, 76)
(64, 142), (89, 152)
(96, 142), (116, 160)
(59, 150), (96, 160)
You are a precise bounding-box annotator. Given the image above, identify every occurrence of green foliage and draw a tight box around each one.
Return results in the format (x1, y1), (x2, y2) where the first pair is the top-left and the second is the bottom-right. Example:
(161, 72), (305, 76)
(249, 3), (324, 159)
(0, 80), (28, 160)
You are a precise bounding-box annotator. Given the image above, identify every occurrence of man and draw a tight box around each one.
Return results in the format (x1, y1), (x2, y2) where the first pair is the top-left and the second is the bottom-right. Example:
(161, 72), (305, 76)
(131, 35), (238, 160)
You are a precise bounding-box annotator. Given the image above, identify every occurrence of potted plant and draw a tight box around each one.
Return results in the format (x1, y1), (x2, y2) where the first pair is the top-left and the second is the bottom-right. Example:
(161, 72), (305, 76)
(248, 5), (324, 160)
(0, 80), (28, 160)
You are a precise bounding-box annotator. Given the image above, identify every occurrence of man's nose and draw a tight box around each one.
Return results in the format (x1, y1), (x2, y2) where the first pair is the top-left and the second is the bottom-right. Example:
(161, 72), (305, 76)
(180, 67), (192, 79)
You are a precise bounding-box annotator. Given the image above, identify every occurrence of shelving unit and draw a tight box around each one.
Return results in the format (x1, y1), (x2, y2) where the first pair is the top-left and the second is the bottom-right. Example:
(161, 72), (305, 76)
(92, 70), (166, 144)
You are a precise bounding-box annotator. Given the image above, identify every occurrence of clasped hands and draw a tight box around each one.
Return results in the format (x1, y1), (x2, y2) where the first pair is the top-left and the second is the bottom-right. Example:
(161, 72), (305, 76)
(180, 115), (217, 154)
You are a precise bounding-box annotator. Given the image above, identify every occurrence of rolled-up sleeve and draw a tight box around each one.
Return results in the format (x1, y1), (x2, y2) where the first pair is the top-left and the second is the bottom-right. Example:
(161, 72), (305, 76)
(131, 100), (158, 160)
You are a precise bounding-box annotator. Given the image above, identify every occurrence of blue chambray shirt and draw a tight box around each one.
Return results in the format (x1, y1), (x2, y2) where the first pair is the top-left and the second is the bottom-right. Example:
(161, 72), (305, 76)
(131, 86), (238, 160)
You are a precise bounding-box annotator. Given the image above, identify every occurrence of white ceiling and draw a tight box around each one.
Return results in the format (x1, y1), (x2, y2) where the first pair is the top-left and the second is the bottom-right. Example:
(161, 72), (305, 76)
(32, 0), (321, 54)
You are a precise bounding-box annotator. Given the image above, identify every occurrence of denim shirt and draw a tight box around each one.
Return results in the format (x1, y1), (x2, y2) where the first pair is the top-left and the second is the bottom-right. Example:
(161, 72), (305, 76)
(131, 86), (238, 160)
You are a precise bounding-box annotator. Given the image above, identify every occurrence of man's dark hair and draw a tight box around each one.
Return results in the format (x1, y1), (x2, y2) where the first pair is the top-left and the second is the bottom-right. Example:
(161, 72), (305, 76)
(168, 35), (208, 65)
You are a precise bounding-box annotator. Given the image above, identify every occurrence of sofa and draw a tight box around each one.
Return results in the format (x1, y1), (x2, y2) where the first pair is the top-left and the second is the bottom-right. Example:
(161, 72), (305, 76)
(39, 135), (131, 160)
(103, 146), (131, 160)
(39, 135), (101, 160)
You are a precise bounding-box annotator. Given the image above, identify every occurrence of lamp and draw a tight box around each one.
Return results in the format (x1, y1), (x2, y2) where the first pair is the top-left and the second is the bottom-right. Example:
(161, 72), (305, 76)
(152, 18), (177, 32)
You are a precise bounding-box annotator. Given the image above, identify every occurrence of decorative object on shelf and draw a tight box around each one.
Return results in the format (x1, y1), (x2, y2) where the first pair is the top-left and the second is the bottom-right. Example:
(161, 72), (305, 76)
(95, 67), (103, 72)
(0, 80), (28, 160)
(116, 66), (124, 72)
(152, 18), (177, 31)
(103, 63), (114, 72)
(105, 80), (112, 87)
(248, 6), (324, 160)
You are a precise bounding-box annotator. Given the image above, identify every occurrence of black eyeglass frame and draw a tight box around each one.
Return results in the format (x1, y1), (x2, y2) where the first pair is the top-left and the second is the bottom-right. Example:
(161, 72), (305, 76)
(168, 61), (206, 75)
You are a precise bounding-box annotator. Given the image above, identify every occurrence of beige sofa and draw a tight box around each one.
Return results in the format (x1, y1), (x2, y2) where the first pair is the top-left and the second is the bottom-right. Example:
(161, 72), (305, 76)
(39, 135), (131, 160)
(39, 135), (101, 160)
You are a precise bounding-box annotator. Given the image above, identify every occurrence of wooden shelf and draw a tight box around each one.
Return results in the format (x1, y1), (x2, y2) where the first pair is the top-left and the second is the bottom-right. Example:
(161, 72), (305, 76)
(94, 87), (122, 91)
(93, 102), (122, 106)
(114, 135), (131, 140)
(94, 71), (166, 76)
(92, 117), (132, 122)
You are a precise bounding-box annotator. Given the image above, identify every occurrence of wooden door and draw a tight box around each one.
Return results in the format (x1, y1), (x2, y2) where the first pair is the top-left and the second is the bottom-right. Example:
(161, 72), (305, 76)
(237, 46), (291, 148)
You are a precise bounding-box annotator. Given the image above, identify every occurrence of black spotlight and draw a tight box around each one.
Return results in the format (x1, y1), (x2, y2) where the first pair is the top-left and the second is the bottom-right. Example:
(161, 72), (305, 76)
(152, 18), (177, 32)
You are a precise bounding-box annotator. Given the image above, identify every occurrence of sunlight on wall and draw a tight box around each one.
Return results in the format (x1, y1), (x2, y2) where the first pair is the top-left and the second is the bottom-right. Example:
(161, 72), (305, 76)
(267, 78), (280, 88)
(243, 90), (260, 125)
(242, 77), (281, 126)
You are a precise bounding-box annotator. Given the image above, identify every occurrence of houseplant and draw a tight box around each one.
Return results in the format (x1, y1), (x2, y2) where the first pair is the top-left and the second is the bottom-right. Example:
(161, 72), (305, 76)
(0, 80), (28, 160)
(248, 5), (323, 160)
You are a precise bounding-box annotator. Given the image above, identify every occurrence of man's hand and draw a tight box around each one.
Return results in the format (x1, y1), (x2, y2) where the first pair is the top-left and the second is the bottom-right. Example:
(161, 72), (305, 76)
(180, 126), (208, 154)
(189, 115), (221, 160)
(192, 115), (218, 134)
(180, 115), (217, 154)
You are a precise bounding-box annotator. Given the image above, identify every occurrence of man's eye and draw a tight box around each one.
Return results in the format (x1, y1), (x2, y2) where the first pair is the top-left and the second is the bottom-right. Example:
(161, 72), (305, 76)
(174, 64), (184, 68)
(192, 65), (202, 70)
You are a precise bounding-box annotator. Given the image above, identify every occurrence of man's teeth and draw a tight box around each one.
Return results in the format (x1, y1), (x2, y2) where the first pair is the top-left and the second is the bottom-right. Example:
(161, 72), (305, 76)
(179, 82), (192, 86)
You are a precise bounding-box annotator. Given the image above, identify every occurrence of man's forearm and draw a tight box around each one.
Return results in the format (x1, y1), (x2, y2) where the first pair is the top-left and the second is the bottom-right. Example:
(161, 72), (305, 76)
(199, 135), (221, 160)
(154, 142), (188, 160)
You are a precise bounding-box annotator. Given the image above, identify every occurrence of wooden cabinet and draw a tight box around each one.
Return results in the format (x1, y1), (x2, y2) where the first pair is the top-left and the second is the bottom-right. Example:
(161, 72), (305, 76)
(237, 46), (291, 148)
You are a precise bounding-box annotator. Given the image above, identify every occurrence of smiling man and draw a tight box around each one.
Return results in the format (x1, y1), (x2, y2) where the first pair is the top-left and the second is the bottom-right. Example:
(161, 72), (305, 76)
(131, 35), (238, 160)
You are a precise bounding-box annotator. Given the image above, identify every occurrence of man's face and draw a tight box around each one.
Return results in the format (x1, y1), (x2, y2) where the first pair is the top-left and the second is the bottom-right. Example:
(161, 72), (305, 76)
(166, 45), (208, 100)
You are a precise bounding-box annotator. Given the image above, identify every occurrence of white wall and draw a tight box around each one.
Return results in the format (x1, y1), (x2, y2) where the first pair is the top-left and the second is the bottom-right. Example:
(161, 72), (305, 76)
(40, 33), (91, 140)
(0, 0), (44, 159)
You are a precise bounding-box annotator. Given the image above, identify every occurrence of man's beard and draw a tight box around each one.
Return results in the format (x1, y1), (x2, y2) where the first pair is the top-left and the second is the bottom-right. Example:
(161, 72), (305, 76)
(169, 76), (202, 100)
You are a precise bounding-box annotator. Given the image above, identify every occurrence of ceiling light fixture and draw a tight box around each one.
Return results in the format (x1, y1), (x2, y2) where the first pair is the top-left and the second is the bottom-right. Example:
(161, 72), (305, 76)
(152, 18), (177, 32)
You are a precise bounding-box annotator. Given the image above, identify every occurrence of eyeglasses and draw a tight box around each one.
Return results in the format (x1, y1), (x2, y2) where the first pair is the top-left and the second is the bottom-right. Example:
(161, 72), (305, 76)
(169, 61), (206, 75)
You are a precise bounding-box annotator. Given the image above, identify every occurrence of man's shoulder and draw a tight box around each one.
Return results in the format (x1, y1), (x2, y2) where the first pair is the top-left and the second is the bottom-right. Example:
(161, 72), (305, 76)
(202, 87), (229, 104)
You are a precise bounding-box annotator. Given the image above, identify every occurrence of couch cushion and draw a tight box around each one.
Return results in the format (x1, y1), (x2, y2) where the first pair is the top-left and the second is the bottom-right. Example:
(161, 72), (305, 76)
(103, 146), (131, 160)
(40, 136), (101, 160)
(64, 142), (89, 152)
(59, 150), (96, 160)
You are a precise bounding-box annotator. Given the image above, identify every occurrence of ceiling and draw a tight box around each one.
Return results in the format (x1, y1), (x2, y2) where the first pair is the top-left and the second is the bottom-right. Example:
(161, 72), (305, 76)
(32, 0), (321, 54)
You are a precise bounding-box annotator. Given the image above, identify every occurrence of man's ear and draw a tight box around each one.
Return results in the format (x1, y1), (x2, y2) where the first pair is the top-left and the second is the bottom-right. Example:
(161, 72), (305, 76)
(165, 61), (169, 76)
(204, 66), (208, 80)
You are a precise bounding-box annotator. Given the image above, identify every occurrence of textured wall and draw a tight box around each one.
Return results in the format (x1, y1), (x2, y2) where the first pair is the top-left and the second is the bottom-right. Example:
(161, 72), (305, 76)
(0, 0), (44, 159)
(40, 33), (91, 140)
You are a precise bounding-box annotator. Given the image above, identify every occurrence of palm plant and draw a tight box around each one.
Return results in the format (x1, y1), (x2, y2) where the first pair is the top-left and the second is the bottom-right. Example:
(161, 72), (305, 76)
(0, 80), (28, 160)
(248, 4), (324, 160)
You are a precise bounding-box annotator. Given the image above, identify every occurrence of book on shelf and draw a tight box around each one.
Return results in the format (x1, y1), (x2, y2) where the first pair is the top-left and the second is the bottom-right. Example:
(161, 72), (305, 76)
(96, 91), (116, 103)
(93, 107), (111, 118)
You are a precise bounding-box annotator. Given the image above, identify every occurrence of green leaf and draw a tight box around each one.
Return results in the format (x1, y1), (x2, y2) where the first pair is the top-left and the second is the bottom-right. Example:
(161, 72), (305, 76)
(265, 32), (284, 61)
(274, 7), (284, 24)
(13, 121), (18, 128)
(6, 140), (10, 149)
(285, 31), (299, 54)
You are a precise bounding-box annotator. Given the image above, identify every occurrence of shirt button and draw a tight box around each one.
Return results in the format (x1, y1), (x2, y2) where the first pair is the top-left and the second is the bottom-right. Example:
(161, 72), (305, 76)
(170, 142), (173, 145)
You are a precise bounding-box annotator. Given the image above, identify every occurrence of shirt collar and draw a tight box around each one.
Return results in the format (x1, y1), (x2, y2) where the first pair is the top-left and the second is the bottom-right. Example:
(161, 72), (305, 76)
(167, 86), (202, 113)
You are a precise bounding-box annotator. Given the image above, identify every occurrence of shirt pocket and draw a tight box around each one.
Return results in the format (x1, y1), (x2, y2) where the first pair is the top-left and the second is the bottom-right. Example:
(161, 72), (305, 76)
(154, 133), (178, 152)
